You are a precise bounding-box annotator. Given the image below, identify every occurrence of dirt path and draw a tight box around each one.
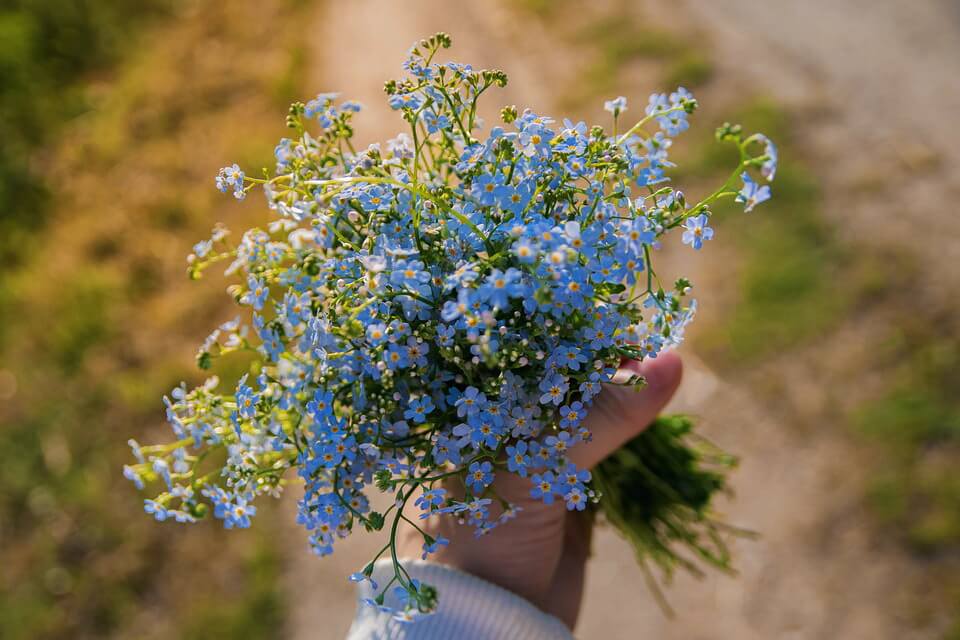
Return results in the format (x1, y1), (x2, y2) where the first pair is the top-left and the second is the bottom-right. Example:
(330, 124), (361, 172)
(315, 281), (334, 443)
(680, 0), (960, 290)
(281, 2), (957, 638)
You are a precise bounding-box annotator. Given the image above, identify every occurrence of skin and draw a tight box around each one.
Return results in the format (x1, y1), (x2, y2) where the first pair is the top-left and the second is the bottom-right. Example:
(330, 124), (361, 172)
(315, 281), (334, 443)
(400, 352), (683, 629)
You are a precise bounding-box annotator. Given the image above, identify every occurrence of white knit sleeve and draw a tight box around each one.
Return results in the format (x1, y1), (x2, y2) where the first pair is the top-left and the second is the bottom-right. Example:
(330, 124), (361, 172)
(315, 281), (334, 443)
(346, 559), (575, 640)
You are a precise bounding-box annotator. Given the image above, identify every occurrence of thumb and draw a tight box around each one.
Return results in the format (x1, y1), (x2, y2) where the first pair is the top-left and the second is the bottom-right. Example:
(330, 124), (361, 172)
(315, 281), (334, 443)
(569, 351), (683, 469)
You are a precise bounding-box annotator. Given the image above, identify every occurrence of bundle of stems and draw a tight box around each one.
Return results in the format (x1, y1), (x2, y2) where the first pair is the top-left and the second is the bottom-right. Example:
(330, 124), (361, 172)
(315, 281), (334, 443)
(590, 414), (749, 613)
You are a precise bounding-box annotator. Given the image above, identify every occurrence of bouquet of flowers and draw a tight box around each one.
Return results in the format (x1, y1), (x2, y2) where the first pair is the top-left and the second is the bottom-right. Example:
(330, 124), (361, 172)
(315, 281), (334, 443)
(126, 33), (775, 621)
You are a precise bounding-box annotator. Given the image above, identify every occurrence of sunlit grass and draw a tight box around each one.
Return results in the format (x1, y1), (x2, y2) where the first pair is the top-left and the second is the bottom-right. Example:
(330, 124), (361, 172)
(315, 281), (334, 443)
(0, 2), (312, 637)
(680, 100), (848, 361)
(561, 12), (713, 110)
(857, 322), (960, 551)
(181, 534), (286, 640)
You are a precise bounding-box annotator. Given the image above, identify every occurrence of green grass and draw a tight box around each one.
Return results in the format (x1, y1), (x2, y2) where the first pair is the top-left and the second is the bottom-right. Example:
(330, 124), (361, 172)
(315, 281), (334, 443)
(181, 535), (286, 640)
(855, 317), (960, 634)
(512, 0), (561, 20)
(563, 13), (713, 110)
(49, 271), (119, 373)
(684, 100), (846, 361)
(0, 213), (286, 632)
(272, 42), (309, 108)
(0, 2), (313, 637)
(664, 50), (713, 88)
(686, 100), (907, 363)
(715, 171), (836, 359)
(0, 0), (176, 337)
(856, 323), (960, 551)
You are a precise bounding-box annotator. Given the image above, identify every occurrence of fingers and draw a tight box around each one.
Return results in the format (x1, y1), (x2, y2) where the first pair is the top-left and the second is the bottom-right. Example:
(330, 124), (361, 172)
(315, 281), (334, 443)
(540, 511), (593, 629)
(569, 351), (683, 469)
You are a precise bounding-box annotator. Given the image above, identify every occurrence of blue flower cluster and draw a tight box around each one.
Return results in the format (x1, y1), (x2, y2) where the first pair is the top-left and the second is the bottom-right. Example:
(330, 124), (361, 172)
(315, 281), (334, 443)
(127, 33), (775, 622)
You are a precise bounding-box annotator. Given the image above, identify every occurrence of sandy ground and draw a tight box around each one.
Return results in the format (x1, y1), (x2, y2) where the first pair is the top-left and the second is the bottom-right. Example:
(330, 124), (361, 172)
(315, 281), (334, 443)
(682, 0), (960, 292)
(280, 2), (960, 638)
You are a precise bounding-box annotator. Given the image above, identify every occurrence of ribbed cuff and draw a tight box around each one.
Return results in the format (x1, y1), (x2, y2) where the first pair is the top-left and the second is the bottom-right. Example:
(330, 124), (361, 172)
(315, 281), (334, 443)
(346, 559), (574, 640)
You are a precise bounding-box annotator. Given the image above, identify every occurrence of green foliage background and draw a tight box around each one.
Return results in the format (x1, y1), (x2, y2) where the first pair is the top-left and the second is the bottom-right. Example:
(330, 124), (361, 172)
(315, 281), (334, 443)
(0, 0), (175, 310)
(0, 1), (305, 637)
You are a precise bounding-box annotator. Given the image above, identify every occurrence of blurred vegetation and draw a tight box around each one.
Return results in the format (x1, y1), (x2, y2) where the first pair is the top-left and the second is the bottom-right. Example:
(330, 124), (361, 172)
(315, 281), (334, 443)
(0, 1), (314, 637)
(540, 1), (960, 633)
(570, 15), (712, 101)
(180, 537), (286, 640)
(522, 0), (712, 111)
(684, 100), (960, 577)
(0, 0), (177, 337)
(680, 74), (960, 640)
(682, 101), (841, 360)
(684, 100), (909, 363)
(687, 100), (960, 632)
(858, 319), (960, 551)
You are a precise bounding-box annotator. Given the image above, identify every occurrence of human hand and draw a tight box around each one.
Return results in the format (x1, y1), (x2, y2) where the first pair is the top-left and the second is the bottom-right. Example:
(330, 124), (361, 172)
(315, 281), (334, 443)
(399, 352), (683, 629)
